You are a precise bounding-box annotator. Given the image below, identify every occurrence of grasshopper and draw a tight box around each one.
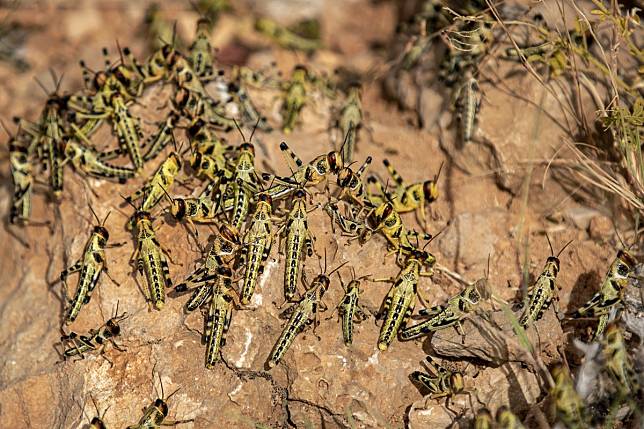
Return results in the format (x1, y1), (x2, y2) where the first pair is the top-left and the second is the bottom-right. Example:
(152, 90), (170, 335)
(188, 18), (216, 80)
(367, 159), (442, 229)
(125, 150), (182, 212)
(188, 119), (235, 181)
(64, 139), (136, 183)
(165, 181), (220, 230)
(172, 223), (240, 312)
(549, 364), (588, 429)
(204, 265), (238, 368)
(328, 269), (370, 345)
(278, 188), (316, 301)
(335, 83), (363, 163)
(262, 142), (344, 200)
(323, 200), (369, 238)
(128, 204), (173, 310)
(79, 395), (109, 429)
(6, 124), (34, 225)
(126, 368), (193, 428)
(363, 198), (431, 255)
(267, 259), (347, 368)
(518, 237), (573, 328)
(454, 69), (481, 146)
(229, 125), (259, 230)
(495, 406), (526, 429)
(336, 156), (373, 207)
(602, 323), (639, 396)
(255, 18), (321, 53)
(400, 276), (489, 340)
(240, 192), (276, 305)
(377, 248), (435, 350)
(474, 408), (493, 429)
(60, 303), (128, 363)
(59, 207), (118, 324)
(281, 65), (309, 133)
(173, 86), (235, 130)
(142, 114), (177, 162)
(410, 356), (464, 399)
(571, 250), (637, 340)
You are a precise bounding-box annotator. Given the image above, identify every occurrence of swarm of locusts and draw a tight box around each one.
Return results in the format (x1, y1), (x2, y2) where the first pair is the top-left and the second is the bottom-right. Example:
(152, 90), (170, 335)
(5, 2), (643, 427)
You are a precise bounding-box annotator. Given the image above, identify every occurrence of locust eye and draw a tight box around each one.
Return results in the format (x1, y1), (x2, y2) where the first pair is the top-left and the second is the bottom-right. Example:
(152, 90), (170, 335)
(616, 263), (628, 276)
(295, 189), (306, 199)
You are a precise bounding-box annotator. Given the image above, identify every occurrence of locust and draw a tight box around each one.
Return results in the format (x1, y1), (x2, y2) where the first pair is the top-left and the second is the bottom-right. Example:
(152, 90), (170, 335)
(60, 303), (128, 363)
(29, 83), (67, 197)
(142, 114), (177, 162)
(172, 223), (240, 312)
(400, 276), (488, 340)
(278, 188), (316, 301)
(267, 259), (347, 368)
(128, 206), (173, 310)
(165, 181), (220, 230)
(59, 207), (116, 324)
(262, 141), (344, 200)
(323, 200), (368, 238)
(377, 248), (435, 350)
(474, 408), (493, 429)
(328, 269), (369, 345)
(550, 364), (588, 429)
(188, 119), (235, 181)
(188, 18), (216, 80)
(125, 150), (182, 212)
(410, 356), (465, 399)
(229, 126), (259, 230)
(64, 139), (136, 183)
(173, 86), (235, 130)
(172, 53), (209, 97)
(496, 406), (526, 429)
(79, 395), (109, 429)
(367, 159), (442, 229)
(75, 92), (145, 171)
(336, 156), (373, 207)
(240, 192), (276, 305)
(281, 65), (309, 133)
(602, 323), (639, 396)
(336, 83), (363, 163)
(454, 69), (481, 146)
(7, 125), (34, 225)
(518, 237), (573, 329)
(255, 18), (321, 53)
(571, 250), (637, 340)
(126, 368), (193, 428)
(204, 265), (238, 368)
(363, 198), (431, 255)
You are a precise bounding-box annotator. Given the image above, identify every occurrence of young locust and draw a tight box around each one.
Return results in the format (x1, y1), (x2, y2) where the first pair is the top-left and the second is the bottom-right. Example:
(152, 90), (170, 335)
(127, 203), (173, 310)
(400, 275), (489, 340)
(240, 192), (276, 305)
(278, 188), (316, 301)
(410, 356), (464, 400)
(336, 83), (363, 163)
(328, 268), (370, 346)
(59, 207), (117, 324)
(204, 264), (238, 368)
(173, 223), (240, 312)
(267, 259), (347, 368)
(549, 364), (588, 429)
(60, 303), (127, 363)
(126, 368), (193, 428)
(377, 248), (435, 350)
(571, 250), (637, 340)
(281, 65), (309, 133)
(518, 237), (573, 329)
